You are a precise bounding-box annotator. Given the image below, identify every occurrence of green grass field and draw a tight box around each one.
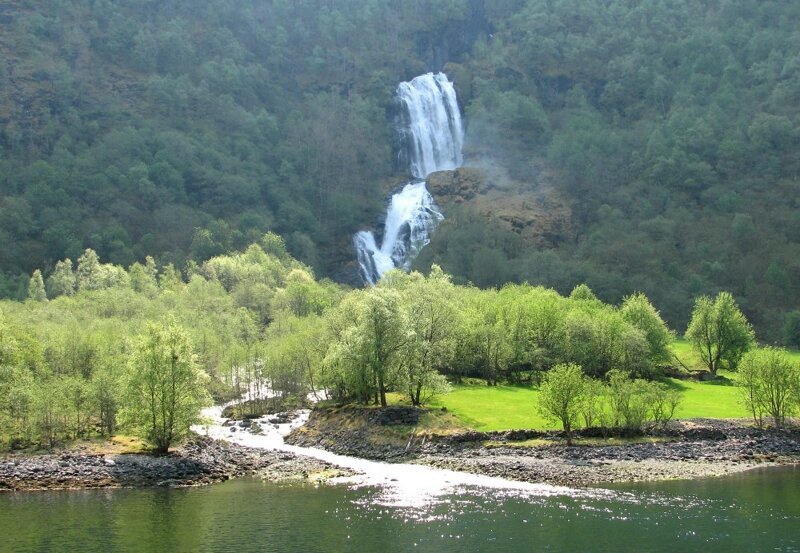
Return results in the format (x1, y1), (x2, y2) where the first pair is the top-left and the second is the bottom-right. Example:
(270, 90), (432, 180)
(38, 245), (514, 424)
(429, 378), (750, 432)
(427, 339), (775, 431)
(428, 385), (552, 431)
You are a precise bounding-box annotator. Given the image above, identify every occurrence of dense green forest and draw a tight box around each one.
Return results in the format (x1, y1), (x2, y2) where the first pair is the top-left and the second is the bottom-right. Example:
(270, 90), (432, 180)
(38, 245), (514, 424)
(0, 236), (331, 447)
(1, 0), (799, 341)
(416, 0), (800, 341)
(0, 237), (692, 448)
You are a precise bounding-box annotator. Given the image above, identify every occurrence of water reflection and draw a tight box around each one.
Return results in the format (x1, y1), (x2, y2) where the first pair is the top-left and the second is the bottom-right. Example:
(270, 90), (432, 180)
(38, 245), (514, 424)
(2, 468), (799, 552)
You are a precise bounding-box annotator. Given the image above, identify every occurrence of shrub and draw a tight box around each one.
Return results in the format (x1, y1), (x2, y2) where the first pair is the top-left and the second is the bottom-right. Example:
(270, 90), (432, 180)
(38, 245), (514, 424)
(737, 347), (799, 429)
(537, 363), (587, 445)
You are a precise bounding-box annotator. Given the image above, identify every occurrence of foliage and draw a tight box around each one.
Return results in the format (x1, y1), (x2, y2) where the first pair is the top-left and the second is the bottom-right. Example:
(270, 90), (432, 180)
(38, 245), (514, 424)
(419, 0), (800, 343)
(0, 236), (316, 449)
(0, 0), (482, 284)
(620, 293), (674, 368)
(580, 378), (606, 429)
(324, 286), (408, 406)
(784, 311), (800, 349)
(605, 370), (680, 430)
(47, 259), (75, 297)
(686, 292), (755, 374)
(737, 347), (800, 429)
(323, 271), (455, 407)
(121, 318), (211, 453)
(27, 270), (47, 303)
(0, 0), (797, 348)
(0, 229), (773, 450)
(537, 363), (586, 445)
(395, 267), (456, 405)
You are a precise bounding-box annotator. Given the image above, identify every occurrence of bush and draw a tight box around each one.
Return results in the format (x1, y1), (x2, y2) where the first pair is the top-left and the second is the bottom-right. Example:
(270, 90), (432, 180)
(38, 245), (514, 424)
(738, 347), (799, 429)
(647, 383), (681, 426)
(537, 363), (587, 445)
(607, 369), (681, 431)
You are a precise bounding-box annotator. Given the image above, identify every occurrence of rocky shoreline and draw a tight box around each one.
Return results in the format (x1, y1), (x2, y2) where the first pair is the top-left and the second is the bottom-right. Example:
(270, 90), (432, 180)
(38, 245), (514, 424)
(286, 409), (800, 487)
(0, 436), (350, 492)
(414, 426), (799, 487)
(4, 410), (800, 492)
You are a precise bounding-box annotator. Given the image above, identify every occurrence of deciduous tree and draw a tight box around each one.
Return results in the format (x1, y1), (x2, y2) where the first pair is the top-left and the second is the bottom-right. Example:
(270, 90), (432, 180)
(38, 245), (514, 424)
(27, 270), (47, 302)
(686, 292), (755, 375)
(122, 318), (210, 453)
(537, 363), (586, 446)
(738, 347), (799, 429)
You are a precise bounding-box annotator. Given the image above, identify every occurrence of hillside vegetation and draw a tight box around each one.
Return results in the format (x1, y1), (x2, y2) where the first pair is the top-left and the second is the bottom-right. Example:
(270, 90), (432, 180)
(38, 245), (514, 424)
(0, 237), (679, 448)
(0, 1), (799, 341)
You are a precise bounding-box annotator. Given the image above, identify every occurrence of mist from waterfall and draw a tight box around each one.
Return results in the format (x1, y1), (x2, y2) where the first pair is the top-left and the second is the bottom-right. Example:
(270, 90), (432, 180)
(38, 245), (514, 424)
(354, 72), (464, 285)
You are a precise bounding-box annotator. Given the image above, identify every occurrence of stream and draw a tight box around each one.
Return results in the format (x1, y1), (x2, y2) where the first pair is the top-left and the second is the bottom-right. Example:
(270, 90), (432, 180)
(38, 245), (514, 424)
(197, 404), (590, 509)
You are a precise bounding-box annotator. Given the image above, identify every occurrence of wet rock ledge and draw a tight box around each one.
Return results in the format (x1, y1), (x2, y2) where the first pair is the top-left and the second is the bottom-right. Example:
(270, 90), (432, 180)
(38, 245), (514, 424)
(0, 436), (349, 492)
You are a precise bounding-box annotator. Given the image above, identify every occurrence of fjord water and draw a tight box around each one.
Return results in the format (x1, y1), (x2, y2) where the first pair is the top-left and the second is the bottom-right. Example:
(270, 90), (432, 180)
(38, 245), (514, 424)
(2, 467), (799, 552)
(354, 72), (461, 285)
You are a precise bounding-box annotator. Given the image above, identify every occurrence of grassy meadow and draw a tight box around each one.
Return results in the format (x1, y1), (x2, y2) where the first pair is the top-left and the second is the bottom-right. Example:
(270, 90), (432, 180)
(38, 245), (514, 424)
(424, 339), (788, 432)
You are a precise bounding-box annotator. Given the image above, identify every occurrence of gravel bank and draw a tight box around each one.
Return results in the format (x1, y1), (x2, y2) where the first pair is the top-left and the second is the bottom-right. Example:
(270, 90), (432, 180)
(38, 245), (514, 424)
(287, 410), (800, 487)
(0, 436), (350, 492)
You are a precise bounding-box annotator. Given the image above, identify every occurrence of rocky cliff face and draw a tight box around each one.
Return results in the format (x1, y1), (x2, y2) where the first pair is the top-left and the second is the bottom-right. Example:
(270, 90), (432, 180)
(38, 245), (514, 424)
(426, 161), (573, 247)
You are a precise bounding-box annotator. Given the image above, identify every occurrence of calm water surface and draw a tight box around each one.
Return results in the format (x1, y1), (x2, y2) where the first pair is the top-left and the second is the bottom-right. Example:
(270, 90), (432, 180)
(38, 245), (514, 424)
(1, 466), (799, 552)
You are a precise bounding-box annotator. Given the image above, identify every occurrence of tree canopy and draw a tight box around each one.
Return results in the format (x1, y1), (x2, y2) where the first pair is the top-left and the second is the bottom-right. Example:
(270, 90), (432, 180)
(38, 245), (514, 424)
(686, 292), (755, 375)
(0, 239), (696, 450)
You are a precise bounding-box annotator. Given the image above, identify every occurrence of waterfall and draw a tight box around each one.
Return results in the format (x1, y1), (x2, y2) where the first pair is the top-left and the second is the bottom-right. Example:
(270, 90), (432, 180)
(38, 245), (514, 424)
(354, 182), (444, 285)
(397, 72), (465, 180)
(354, 72), (464, 285)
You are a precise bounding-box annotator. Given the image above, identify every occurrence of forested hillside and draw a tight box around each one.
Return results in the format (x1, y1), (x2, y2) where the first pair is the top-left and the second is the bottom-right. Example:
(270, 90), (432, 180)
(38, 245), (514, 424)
(1, 0), (799, 340)
(418, 0), (800, 340)
(0, 0), (481, 290)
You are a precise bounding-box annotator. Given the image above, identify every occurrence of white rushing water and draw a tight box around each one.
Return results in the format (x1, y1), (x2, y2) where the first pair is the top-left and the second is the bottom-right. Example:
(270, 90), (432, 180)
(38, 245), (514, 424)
(354, 72), (464, 285)
(196, 403), (587, 509)
(397, 72), (465, 180)
(354, 182), (444, 285)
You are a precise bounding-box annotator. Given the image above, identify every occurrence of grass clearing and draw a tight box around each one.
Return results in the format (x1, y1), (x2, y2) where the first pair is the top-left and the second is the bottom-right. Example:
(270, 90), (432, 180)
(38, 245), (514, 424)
(429, 339), (757, 431)
(664, 372), (748, 419)
(428, 384), (556, 431)
(669, 338), (706, 371)
(430, 378), (750, 431)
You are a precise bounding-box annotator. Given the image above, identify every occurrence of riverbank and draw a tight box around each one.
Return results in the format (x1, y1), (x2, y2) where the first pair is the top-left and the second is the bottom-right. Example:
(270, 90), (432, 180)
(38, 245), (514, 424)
(0, 436), (350, 492)
(285, 407), (800, 487)
(5, 407), (799, 492)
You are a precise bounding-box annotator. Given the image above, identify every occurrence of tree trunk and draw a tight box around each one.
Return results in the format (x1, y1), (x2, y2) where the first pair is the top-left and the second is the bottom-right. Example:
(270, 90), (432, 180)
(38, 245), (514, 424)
(379, 384), (387, 407)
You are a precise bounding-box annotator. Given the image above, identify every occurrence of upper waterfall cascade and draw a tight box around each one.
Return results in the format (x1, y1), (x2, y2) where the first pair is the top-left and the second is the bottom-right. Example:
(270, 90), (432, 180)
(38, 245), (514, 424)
(397, 72), (465, 180)
(354, 72), (464, 285)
